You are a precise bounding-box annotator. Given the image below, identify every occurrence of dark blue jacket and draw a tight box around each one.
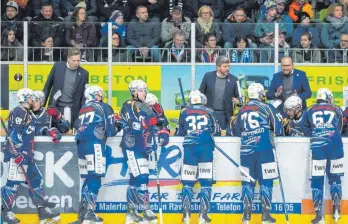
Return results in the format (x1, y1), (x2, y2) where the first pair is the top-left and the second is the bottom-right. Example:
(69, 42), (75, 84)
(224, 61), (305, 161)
(266, 69), (312, 111)
(292, 25), (320, 47)
(199, 71), (239, 117)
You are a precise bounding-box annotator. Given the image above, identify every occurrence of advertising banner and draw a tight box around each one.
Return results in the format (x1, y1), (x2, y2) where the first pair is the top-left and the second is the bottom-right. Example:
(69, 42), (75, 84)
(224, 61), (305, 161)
(1, 137), (347, 215)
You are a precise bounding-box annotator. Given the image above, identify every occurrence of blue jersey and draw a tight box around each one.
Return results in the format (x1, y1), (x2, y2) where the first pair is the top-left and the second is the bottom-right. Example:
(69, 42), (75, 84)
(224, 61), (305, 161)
(6, 106), (35, 157)
(120, 99), (156, 152)
(74, 101), (117, 141)
(305, 102), (344, 147)
(29, 108), (70, 135)
(235, 100), (283, 151)
(284, 111), (311, 137)
(343, 107), (348, 137)
(176, 105), (217, 145)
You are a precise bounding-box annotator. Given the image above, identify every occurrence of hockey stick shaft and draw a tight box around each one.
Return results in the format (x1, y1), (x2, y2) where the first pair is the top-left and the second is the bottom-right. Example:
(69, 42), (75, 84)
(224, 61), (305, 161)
(214, 144), (256, 183)
(0, 117), (35, 192)
(273, 148), (290, 223)
(152, 129), (163, 224)
(178, 78), (186, 107)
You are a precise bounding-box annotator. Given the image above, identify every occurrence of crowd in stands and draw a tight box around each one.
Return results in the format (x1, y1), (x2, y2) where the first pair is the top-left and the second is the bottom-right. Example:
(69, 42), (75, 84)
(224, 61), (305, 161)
(1, 0), (347, 63)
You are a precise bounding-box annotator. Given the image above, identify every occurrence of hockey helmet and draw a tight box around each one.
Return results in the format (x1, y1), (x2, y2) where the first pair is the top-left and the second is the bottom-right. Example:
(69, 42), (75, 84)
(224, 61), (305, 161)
(247, 83), (265, 100)
(17, 88), (34, 103)
(128, 80), (147, 95)
(316, 88), (333, 104)
(189, 90), (204, 105)
(84, 85), (103, 103)
(144, 93), (158, 106)
(33, 90), (45, 104)
(284, 95), (302, 111)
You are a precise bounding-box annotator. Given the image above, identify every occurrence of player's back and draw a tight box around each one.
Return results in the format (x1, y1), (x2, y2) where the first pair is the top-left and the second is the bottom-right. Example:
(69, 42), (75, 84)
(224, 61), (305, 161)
(236, 100), (282, 151)
(306, 102), (343, 146)
(179, 105), (215, 135)
(75, 101), (107, 141)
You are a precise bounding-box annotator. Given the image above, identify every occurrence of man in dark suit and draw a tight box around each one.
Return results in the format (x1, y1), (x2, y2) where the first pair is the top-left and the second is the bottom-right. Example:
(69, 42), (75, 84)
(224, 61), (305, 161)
(266, 56), (312, 115)
(199, 56), (240, 130)
(43, 48), (89, 126)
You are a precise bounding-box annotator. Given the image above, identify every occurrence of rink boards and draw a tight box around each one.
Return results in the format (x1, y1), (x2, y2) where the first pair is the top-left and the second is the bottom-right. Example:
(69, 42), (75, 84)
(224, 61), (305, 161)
(0, 137), (348, 224)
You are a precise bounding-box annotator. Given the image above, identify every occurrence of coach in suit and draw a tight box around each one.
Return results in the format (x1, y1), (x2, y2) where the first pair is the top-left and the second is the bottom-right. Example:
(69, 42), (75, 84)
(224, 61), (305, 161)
(43, 48), (89, 125)
(266, 56), (312, 113)
(199, 56), (240, 129)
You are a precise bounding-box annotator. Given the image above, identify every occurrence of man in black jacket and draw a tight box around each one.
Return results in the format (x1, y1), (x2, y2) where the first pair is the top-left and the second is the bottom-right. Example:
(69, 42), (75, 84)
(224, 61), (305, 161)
(1, 2), (24, 42)
(199, 55), (240, 129)
(30, 3), (64, 48)
(43, 48), (89, 126)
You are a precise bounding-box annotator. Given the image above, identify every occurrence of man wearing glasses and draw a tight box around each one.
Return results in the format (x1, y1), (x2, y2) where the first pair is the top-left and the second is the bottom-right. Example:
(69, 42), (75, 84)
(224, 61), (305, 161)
(329, 34), (348, 63)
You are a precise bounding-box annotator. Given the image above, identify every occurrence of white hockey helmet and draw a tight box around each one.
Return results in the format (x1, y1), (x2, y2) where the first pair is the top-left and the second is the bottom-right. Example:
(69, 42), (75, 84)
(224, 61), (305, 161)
(144, 93), (158, 106)
(189, 90), (204, 105)
(128, 80), (147, 95)
(201, 93), (207, 105)
(17, 88), (34, 103)
(284, 95), (302, 111)
(316, 88), (333, 103)
(33, 90), (45, 104)
(84, 85), (103, 103)
(248, 83), (265, 100)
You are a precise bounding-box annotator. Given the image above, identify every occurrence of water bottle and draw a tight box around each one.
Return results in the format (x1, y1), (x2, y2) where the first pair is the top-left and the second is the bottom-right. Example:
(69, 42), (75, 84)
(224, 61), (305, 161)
(64, 106), (71, 124)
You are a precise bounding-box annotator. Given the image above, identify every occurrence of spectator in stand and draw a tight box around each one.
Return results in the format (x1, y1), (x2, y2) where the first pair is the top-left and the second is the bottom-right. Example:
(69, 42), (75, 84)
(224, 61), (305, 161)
(292, 12), (320, 47)
(328, 33), (348, 63)
(43, 48), (89, 126)
(230, 35), (257, 63)
(126, 6), (161, 62)
(1, 29), (23, 61)
(261, 31), (290, 62)
(1, 1), (23, 42)
(65, 7), (97, 61)
(255, 1), (286, 60)
(30, 35), (61, 62)
(289, 0), (313, 23)
(62, 0), (98, 22)
(161, 6), (191, 47)
(222, 0), (255, 19)
(126, 0), (165, 21)
(222, 7), (256, 49)
(195, 5), (221, 48)
(33, 0), (62, 18)
(11, 0), (33, 18)
(98, 0), (130, 22)
(164, 0), (194, 20)
(293, 32), (321, 63)
(100, 10), (126, 46)
(30, 3), (64, 48)
(163, 30), (191, 62)
(192, 0), (224, 20)
(266, 56), (312, 115)
(197, 32), (225, 62)
(321, 3), (348, 49)
(98, 31), (132, 62)
(339, 0), (348, 16)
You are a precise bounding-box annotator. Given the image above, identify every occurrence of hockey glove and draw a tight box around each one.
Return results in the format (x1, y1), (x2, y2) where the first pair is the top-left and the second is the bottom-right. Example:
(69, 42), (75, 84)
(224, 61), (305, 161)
(47, 107), (62, 120)
(141, 116), (158, 130)
(114, 113), (122, 133)
(49, 127), (62, 143)
(158, 129), (170, 146)
(14, 152), (28, 166)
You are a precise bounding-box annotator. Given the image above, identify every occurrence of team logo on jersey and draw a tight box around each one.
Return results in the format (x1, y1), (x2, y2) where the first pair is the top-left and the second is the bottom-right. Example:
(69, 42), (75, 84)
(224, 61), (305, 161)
(124, 133), (135, 148)
(94, 126), (105, 139)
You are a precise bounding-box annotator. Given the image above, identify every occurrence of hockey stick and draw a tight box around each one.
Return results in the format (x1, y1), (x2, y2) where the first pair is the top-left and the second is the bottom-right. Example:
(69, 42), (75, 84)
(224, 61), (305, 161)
(0, 117), (35, 193)
(272, 147), (290, 224)
(214, 144), (256, 183)
(178, 78), (186, 107)
(152, 128), (163, 224)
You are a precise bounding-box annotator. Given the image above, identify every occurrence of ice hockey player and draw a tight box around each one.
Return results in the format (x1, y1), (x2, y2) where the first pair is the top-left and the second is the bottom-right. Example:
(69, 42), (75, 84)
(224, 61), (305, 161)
(343, 107), (348, 137)
(120, 80), (159, 224)
(283, 95), (311, 137)
(234, 83), (283, 224)
(144, 93), (170, 146)
(31, 90), (70, 140)
(1, 88), (58, 224)
(176, 90), (217, 224)
(71, 85), (120, 224)
(305, 88), (345, 224)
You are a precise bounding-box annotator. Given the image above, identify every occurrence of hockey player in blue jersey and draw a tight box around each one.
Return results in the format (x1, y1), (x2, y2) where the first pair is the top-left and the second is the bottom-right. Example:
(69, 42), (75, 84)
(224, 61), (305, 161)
(176, 90), (217, 224)
(31, 90), (70, 141)
(234, 83), (283, 224)
(343, 107), (348, 137)
(72, 85), (120, 224)
(283, 95), (311, 137)
(305, 88), (345, 224)
(1, 88), (59, 224)
(144, 93), (170, 146)
(120, 80), (159, 224)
